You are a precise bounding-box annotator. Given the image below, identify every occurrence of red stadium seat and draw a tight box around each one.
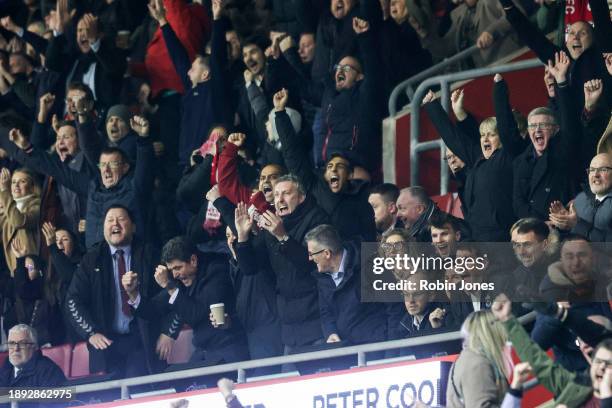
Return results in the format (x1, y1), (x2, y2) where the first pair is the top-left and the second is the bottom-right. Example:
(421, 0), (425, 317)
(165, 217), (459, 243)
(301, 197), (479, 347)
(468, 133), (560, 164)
(431, 194), (453, 213)
(449, 193), (464, 219)
(69, 342), (92, 378)
(166, 328), (195, 364)
(41, 344), (72, 377)
(0, 352), (7, 366)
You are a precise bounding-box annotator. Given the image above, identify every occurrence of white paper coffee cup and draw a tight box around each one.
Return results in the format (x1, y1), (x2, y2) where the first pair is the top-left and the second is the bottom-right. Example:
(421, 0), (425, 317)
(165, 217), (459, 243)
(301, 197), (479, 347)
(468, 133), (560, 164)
(210, 303), (225, 325)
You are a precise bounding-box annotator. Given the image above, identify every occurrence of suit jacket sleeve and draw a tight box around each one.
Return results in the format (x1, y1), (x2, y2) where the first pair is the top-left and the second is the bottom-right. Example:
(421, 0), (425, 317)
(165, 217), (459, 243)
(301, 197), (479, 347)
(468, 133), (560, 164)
(65, 264), (99, 339)
(77, 119), (105, 171)
(317, 282), (338, 338)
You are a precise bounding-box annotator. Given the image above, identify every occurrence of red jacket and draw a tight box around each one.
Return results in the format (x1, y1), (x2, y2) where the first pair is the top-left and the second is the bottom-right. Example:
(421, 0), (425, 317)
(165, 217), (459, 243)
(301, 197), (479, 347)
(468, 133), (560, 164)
(133, 0), (210, 97)
(217, 143), (253, 205)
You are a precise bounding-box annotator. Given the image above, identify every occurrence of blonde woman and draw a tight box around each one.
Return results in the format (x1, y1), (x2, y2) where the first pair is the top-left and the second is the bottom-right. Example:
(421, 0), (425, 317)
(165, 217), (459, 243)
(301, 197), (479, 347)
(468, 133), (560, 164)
(0, 167), (40, 275)
(446, 310), (512, 407)
(423, 78), (526, 242)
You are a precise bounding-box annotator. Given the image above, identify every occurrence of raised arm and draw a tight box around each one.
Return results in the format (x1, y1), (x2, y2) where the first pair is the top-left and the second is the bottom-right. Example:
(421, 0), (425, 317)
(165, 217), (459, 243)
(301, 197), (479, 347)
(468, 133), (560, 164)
(423, 92), (480, 167)
(273, 89), (317, 191)
(589, 0), (612, 52)
(7, 128), (90, 196)
(130, 116), (155, 198)
(493, 75), (526, 157)
(497, 0), (559, 64)
(217, 134), (255, 205)
(149, 0), (192, 91)
(210, 0), (232, 126)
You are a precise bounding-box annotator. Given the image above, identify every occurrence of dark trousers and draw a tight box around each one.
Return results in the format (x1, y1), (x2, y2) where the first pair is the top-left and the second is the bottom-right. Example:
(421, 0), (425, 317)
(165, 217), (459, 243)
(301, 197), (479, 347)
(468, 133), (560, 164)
(189, 341), (250, 366)
(91, 321), (148, 379)
(246, 321), (284, 376)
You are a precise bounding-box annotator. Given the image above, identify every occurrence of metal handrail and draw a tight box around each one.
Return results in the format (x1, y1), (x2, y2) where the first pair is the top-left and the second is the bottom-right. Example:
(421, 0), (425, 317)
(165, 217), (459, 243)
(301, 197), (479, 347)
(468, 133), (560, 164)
(409, 58), (543, 193)
(2, 312), (536, 406)
(388, 45), (481, 116)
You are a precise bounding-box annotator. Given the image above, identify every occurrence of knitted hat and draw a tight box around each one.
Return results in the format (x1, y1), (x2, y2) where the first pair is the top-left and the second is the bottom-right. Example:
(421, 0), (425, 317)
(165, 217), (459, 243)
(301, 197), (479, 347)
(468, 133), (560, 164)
(106, 104), (131, 125)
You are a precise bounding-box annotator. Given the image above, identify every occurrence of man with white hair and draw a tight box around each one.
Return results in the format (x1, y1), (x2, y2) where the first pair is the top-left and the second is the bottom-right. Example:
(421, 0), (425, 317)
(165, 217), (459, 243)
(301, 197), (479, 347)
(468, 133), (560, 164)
(0, 324), (65, 388)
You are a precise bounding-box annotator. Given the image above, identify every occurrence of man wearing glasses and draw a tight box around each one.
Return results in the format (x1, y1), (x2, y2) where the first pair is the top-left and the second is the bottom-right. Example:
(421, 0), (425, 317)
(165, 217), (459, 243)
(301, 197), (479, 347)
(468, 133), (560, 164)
(6, 103), (154, 248)
(0, 324), (65, 388)
(512, 76), (582, 221)
(549, 153), (612, 242)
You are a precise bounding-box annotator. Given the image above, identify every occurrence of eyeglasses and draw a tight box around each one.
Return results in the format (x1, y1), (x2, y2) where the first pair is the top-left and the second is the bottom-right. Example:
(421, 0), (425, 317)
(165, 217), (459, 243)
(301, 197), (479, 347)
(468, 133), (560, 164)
(592, 357), (612, 368)
(333, 64), (360, 74)
(527, 122), (555, 130)
(97, 161), (124, 169)
(381, 242), (407, 252)
(586, 167), (612, 175)
(8, 341), (35, 349)
(308, 249), (327, 257)
(511, 241), (537, 251)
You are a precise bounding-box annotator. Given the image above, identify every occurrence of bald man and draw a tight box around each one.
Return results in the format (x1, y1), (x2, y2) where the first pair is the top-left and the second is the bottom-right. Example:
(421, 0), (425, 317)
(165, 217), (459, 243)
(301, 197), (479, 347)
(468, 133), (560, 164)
(549, 153), (612, 241)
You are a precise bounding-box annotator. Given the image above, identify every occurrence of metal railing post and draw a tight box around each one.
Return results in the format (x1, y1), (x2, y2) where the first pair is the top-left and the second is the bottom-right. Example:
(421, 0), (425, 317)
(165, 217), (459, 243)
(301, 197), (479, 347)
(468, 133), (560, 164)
(357, 351), (366, 367)
(120, 384), (129, 400)
(237, 368), (246, 384)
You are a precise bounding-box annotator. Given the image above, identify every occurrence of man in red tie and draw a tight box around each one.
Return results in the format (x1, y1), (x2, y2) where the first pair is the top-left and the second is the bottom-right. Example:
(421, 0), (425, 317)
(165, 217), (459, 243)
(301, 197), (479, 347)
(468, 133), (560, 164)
(65, 205), (162, 378)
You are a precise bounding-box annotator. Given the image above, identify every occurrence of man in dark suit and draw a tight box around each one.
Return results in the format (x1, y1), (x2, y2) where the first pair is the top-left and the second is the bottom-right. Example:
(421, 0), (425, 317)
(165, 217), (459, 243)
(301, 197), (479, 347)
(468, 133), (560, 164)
(65, 205), (160, 378)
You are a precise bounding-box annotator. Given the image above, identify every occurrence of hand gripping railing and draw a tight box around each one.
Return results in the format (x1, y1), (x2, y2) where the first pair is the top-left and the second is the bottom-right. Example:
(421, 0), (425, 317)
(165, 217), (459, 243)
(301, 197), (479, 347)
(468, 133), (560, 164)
(408, 58), (543, 194)
(3, 313), (536, 406)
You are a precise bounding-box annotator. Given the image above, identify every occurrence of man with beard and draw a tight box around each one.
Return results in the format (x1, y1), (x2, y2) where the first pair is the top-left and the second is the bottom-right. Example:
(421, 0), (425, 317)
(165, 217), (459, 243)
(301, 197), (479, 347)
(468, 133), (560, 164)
(368, 183), (402, 240)
(549, 153), (612, 242)
(103, 105), (138, 161)
(273, 88), (376, 242)
(234, 175), (328, 352)
(237, 32), (300, 157)
(45, 0), (125, 116)
(66, 206), (160, 378)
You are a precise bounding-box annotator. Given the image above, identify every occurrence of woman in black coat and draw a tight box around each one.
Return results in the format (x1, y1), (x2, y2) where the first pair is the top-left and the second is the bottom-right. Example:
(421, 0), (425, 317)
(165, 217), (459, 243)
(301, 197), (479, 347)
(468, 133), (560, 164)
(423, 80), (524, 241)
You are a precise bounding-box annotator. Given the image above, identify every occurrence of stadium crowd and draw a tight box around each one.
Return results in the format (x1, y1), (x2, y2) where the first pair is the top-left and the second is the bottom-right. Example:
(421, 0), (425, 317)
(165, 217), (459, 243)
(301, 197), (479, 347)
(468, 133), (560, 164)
(0, 0), (609, 406)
